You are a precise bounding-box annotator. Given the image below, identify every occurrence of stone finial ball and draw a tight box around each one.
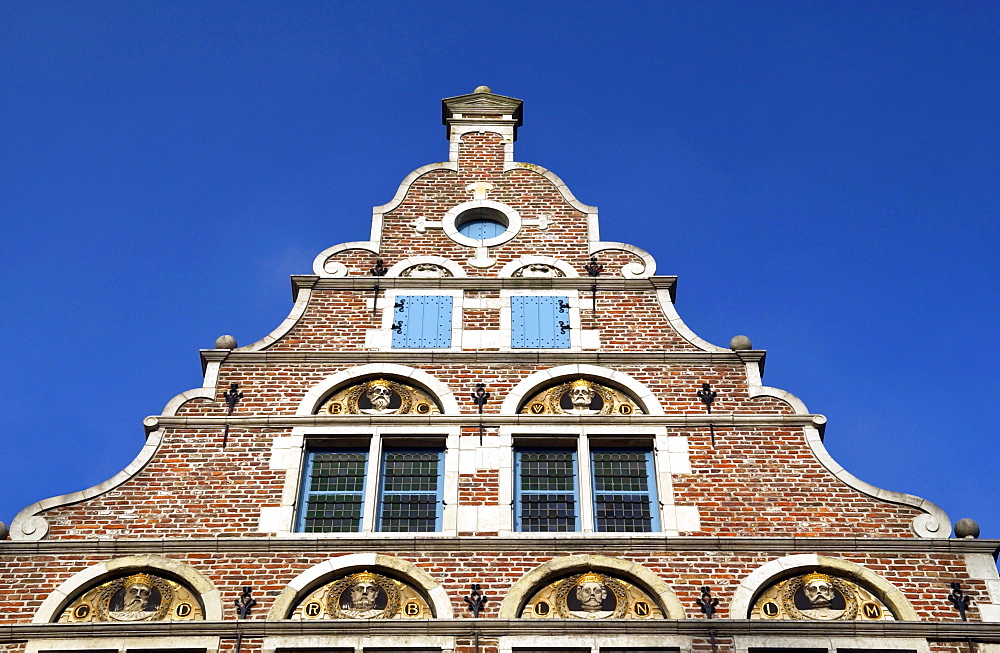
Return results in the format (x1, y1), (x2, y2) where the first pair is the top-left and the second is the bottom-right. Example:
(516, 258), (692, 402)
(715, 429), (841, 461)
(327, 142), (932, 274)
(729, 335), (753, 350)
(474, 85), (492, 94)
(0, 521), (8, 541)
(215, 334), (238, 350)
(954, 518), (980, 539)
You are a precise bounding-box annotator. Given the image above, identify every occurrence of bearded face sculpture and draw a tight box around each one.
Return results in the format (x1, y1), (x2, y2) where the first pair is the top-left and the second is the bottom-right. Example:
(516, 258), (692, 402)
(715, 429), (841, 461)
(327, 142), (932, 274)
(365, 381), (393, 412)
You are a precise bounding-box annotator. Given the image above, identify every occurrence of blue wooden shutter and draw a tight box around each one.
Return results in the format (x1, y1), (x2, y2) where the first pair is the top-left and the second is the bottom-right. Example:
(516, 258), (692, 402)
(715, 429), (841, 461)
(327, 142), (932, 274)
(511, 296), (570, 348)
(392, 296), (452, 348)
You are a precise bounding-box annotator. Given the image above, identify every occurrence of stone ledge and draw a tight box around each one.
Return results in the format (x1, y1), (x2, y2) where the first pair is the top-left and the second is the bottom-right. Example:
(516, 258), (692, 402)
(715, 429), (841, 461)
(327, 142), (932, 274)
(3, 619), (1000, 642)
(298, 276), (678, 293)
(203, 350), (766, 366)
(1, 536), (997, 557)
(144, 413), (820, 433)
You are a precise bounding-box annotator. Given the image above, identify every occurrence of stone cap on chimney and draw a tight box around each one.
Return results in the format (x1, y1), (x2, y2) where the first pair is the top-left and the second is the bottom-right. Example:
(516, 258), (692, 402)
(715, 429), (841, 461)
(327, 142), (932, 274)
(442, 86), (524, 143)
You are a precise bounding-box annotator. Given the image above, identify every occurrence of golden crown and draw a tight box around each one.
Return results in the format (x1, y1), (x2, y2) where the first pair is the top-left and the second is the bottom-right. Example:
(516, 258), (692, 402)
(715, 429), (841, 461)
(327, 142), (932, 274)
(570, 379), (594, 389)
(576, 572), (605, 585)
(352, 571), (379, 583)
(802, 572), (834, 585)
(123, 573), (154, 590)
(368, 379), (392, 388)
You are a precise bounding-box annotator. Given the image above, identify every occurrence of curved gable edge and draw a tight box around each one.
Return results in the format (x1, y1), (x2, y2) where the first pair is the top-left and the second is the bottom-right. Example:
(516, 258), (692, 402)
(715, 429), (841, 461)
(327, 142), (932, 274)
(10, 429), (166, 541)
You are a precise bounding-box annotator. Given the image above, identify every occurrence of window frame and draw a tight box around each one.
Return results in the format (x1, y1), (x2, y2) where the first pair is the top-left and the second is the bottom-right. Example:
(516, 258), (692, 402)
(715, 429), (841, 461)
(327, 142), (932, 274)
(284, 426), (460, 536)
(503, 425), (673, 535)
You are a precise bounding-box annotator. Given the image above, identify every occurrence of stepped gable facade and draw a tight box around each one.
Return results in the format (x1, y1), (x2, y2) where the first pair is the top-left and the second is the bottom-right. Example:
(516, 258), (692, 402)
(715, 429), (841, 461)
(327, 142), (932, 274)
(2, 87), (998, 653)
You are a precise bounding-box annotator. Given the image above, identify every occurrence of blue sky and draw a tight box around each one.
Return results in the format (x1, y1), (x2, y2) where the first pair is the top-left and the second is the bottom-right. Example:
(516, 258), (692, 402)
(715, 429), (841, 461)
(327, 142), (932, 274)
(1, 2), (997, 538)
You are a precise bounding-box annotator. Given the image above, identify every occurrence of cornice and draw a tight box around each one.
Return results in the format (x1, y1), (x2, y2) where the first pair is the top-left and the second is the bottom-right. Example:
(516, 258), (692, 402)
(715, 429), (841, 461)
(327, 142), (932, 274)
(202, 350), (765, 367)
(293, 275), (677, 293)
(2, 536), (996, 557)
(4, 618), (1000, 642)
(143, 413), (823, 432)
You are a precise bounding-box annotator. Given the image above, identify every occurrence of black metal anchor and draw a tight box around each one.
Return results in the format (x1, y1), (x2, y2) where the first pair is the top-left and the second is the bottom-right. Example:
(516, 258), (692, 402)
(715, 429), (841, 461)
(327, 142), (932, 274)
(222, 383), (243, 449)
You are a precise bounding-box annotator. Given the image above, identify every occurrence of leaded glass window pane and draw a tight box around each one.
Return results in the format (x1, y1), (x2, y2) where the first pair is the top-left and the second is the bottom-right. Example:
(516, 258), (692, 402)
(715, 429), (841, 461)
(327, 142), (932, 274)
(299, 450), (367, 533)
(592, 449), (659, 532)
(516, 449), (578, 531)
(378, 449), (443, 532)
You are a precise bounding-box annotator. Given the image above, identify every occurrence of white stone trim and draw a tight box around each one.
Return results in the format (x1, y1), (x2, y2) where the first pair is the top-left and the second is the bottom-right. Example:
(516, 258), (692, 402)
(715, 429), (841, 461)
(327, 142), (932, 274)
(233, 283), (314, 352)
(371, 162), (459, 245)
(499, 364), (664, 416)
(10, 429), (167, 541)
(295, 364), (460, 415)
(264, 635), (453, 653)
(32, 554), (222, 623)
(965, 553), (1000, 622)
(161, 386), (215, 416)
(26, 636), (220, 653)
(652, 286), (730, 353)
(266, 553), (453, 620)
(733, 635), (930, 653)
(441, 199), (522, 248)
(589, 241), (657, 277)
(497, 554), (686, 619)
(497, 256), (579, 278)
(451, 124), (516, 163)
(749, 385), (810, 414)
(802, 424), (951, 538)
(311, 241), (380, 277)
(502, 161), (599, 233)
(385, 256), (467, 278)
(264, 425), (461, 536)
(500, 635), (692, 653)
(730, 554), (919, 621)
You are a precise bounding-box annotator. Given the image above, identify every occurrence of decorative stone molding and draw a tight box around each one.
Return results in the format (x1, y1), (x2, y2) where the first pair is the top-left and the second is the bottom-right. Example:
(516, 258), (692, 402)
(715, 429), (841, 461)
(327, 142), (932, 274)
(497, 554), (685, 619)
(590, 241), (657, 277)
(295, 364), (460, 416)
(9, 429), (167, 541)
(387, 256), (466, 278)
(312, 241), (380, 277)
(233, 275), (317, 352)
(266, 553), (453, 620)
(498, 256), (578, 278)
(32, 554), (222, 623)
(801, 424), (951, 539)
(502, 161), (599, 229)
(499, 364), (664, 416)
(730, 554), (919, 621)
(441, 199), (523, 248)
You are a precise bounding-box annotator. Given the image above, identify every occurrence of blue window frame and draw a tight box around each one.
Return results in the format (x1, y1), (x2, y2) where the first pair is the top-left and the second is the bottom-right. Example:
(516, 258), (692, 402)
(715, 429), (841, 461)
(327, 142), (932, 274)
(377, 448), (445, 532)
(458, 217), (505, 240)
(591, 449), (659, 532)
(511, 296), (570, 348)
(298, 449), (367, 533)
(514, 448), (579, 532)
(392, 295), (453, 348)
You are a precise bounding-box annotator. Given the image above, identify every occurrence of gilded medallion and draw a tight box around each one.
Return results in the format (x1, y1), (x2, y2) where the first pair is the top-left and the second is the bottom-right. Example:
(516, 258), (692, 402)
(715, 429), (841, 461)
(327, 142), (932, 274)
(751, 571), (894, 621)
(519, 379), (642, 416)
(58, 572), (203, 623)
(318, 378), (441, 416)
(520, 571), (662, 620)
(291, 570), (433, 620)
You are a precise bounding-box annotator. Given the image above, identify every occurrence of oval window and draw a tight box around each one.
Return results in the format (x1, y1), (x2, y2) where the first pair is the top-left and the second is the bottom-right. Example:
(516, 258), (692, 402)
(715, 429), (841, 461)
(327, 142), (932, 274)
(455, 207), (508, 240)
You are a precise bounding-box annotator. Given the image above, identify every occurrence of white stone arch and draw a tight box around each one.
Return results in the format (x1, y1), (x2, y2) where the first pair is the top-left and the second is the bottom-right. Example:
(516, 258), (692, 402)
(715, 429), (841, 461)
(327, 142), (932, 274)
(589, 241), (657, 278)
(386, 256), (467, 278)
(730, 554), (919, 621)
(500, 364), (664, 416)
(311, 241), (380, 277)
(497, 256), (579, 278)
(296, 364), (460, 415)
(498, 554), (685, 619)
(441, 199), (523, 248)
(267, 553), (453, 620)
(32, 554), (222, 623)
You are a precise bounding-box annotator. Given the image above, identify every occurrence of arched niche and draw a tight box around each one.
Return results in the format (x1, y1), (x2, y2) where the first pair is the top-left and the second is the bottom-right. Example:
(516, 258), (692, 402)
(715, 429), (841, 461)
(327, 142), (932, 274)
(268, 554), (453, 620)
(386, 256), (466, 278)
(498, 256), (578, 278)
(501, 365), (663, 416)
(33, 555), (221, 624)
(498, 554), (684, 620)
(296, 365), (460, 416)
(731, 554), (918, 622)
